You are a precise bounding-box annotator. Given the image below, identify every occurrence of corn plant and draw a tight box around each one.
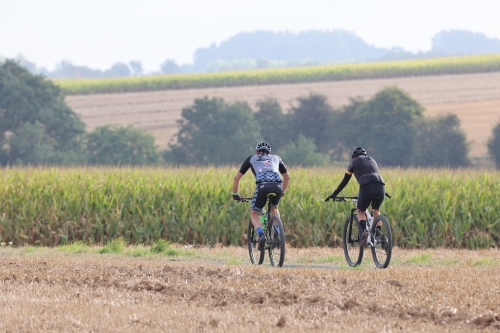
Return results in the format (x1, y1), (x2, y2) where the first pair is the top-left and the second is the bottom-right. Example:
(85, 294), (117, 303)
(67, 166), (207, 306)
(0, 166), (498, 248)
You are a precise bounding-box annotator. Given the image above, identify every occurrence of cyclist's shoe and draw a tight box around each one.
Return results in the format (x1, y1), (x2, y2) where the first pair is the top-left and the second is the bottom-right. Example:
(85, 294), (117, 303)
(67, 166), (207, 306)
(359, 228), (369, 246)
(258, 236), (266, 251)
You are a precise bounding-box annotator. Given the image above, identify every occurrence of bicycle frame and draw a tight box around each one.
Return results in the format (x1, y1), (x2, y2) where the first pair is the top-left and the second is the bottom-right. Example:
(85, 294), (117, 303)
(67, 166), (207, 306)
(242, 193), (275, 228)
(347, 198), (375, 247)
(332, 193), (393, 268)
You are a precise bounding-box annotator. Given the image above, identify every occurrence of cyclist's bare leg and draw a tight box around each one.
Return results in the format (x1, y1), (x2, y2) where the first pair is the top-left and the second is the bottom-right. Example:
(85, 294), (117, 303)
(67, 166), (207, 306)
(250, 209), (262, 230)
(373, 209), (382, 226)
(270, 205), (280, 218)
(357, 209), (366, 223)
(357, 209), (369, 244)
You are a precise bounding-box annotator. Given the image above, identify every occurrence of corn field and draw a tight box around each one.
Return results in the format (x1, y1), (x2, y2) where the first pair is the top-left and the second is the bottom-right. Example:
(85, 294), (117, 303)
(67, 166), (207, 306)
(54, 54), (500, 95)
(0, 166), (498, 248)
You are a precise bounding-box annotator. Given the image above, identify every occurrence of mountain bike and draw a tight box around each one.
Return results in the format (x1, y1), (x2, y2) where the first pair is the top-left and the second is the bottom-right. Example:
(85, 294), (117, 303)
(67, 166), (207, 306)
(242, 193), (286, 267)
(331, 193), (392, 269)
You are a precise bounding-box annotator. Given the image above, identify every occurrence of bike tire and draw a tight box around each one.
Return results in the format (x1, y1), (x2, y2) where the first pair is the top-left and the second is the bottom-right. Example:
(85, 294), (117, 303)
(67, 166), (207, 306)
(268, 215), (285, 267)
(342, 215), (364, 267)
(247, 220), (265, 265)
(370, 215), (393, 269)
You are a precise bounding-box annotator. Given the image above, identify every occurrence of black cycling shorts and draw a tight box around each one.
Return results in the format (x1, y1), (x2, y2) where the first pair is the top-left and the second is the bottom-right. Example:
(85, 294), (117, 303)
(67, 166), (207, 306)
(251, 182), (283, 212)
(357, 183), (385, 211)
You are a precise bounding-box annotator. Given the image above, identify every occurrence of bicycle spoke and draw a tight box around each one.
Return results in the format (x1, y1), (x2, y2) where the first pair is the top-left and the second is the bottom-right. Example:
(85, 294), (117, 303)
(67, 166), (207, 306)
(343, 215), (363, 267)
(268, 216), (285, 267)
(370, 215), (392, 269)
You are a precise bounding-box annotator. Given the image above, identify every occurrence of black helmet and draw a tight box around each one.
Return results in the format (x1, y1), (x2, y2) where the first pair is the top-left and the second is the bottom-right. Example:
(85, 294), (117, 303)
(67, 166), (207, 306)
(256, 141), (271, 153)
(351, 147), (366, 158)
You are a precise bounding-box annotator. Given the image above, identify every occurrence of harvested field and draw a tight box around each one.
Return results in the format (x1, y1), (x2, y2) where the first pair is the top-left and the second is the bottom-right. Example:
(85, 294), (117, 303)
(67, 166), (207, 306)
(1, 245), (500, 332)
(66, 72), (500, 157)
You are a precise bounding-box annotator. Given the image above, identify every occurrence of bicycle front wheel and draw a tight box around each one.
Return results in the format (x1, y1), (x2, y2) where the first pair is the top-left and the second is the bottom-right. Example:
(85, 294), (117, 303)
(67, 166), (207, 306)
(342, 215), (363, 267)
(247, 220), (265, 265)
(268, 216), (285, 267)
(371, 215), (393, 269)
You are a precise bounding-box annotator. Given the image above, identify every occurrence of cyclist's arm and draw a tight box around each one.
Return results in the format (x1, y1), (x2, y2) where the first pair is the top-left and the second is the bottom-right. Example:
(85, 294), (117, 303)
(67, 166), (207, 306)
(278, 159), (290, 195)
(233, 156), (251, 194)
(232, 171), (244, 194)
(332, 171), (352, 196)
(281, 172), (291, 194)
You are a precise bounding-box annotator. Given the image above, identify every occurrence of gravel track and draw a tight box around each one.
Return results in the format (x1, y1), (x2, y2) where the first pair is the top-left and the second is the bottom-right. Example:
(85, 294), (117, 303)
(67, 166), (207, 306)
(1, 247), (500, 332)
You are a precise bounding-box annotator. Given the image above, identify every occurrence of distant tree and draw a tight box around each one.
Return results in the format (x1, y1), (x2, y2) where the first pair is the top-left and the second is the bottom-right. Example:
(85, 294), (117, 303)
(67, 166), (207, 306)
(256, 59), (269, 68)
(289, 93), (337, 154)
(432, 30), (500, 55)
(166, 97), (261, 165)
(347, 87), (424, 166)
(160, 59), (180, 74)
(50, 61), (131, 78)
(487, 121), (500, 169)
(86, 125), (162, 165)
(104, 62), (130, 77)
(412, 114), (469, 167)
(254, 98), (290, 151)
(277, 135), (330, 167)
(326, 97), (366, 160)
(0, 60), (86, 165)
(50, 60), (104, 78)
(129, 60), (143, 76)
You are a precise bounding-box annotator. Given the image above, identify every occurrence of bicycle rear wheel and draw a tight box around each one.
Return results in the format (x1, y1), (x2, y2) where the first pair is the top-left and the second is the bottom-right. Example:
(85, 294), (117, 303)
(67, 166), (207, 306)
(342, 215), (364, 267)
(371, 215), (392, 269)
(268, 216), (285, 267)
(247, 220), (265, 265)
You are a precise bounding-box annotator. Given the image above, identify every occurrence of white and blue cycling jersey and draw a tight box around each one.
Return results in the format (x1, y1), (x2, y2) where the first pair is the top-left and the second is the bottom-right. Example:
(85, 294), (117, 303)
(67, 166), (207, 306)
(239, 153), (288, 183)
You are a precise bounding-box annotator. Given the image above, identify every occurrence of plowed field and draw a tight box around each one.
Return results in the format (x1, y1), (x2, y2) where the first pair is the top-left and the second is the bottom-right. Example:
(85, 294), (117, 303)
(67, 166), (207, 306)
(66, 72), (500, 157)
(2, 246), (500, 332)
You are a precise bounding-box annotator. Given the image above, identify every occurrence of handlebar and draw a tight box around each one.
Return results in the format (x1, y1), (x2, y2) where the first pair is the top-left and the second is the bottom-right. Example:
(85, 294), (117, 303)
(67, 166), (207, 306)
(330, 192), (391, 202)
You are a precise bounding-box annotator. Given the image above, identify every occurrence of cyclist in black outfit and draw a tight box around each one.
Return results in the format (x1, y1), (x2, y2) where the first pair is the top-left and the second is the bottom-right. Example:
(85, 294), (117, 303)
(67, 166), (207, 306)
(232, 142), (291, 250)
(325, 147), (385, 244)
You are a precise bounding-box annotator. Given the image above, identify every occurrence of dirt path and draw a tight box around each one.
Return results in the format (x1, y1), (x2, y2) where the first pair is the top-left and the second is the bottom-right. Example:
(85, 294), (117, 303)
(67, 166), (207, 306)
(66, 72), (500, 156)
(1, 247), (499, 332)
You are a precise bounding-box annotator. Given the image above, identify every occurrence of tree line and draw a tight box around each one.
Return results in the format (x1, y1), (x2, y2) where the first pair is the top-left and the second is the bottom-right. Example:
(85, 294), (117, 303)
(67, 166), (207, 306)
(2, 60), (500, 168)
(165, 90), (471, 168)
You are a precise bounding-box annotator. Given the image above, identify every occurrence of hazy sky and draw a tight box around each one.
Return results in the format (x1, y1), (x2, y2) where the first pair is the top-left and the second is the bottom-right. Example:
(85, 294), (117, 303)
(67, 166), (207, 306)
(1, 0), (499, 72)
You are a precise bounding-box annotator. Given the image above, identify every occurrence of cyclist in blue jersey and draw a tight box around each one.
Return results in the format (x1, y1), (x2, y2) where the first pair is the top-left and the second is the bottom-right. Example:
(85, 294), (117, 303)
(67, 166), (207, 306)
(232, 142), (291, 250)
(325, 147), (386, 245)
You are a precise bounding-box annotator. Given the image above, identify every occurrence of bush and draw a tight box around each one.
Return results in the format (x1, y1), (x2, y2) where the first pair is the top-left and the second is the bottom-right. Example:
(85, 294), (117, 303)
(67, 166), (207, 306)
(254, 98), (290, 151)
(99, 237), (126, 254)
(289, 93), (338, 154)
(86, 125), (162, 165)
(150, 239), (170, 254)
(347, 87), (424, 166)
(277, 135), (330, 166)
(166, 97), (261, 165)
(412, 114), (469, 167)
